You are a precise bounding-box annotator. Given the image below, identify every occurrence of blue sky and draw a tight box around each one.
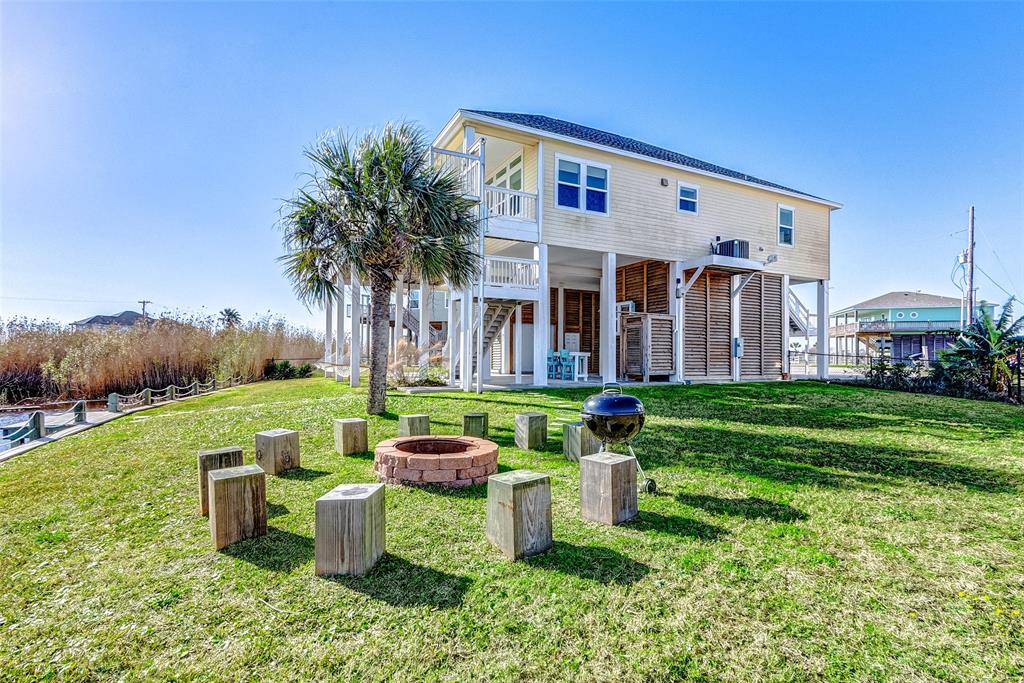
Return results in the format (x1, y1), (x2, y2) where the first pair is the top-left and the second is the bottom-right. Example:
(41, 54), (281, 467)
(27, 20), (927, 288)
(2, 2), (1021, 330)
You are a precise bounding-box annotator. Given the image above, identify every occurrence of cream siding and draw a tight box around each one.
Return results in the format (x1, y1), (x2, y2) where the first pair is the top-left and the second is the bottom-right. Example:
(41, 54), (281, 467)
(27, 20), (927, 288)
(442, 123), (832, 282)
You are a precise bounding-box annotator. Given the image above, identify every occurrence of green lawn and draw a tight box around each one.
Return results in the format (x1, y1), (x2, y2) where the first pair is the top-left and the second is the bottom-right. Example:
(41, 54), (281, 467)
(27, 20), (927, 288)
(1, 380), (1022, 681)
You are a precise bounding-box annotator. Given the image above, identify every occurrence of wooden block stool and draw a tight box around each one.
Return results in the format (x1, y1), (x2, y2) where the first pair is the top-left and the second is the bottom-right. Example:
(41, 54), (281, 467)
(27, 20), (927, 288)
(515, 412), (547, 450)
(486, 470), (552, 560)
(315, 483), (385, 577)
(334, 418), (368, 455)
(255, 428), (300, 475)
(580, 453), (638, 525)
(208, 465), (267, 550)
(398, 414), (430, 437)
(563, 422), (602, 463)
(197, 446), (243, 516)
(462, 412), (489, 438)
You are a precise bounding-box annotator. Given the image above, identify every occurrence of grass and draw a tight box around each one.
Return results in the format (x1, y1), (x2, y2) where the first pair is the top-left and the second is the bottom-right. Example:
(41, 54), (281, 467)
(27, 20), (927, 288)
(1, 379), (1022, 681)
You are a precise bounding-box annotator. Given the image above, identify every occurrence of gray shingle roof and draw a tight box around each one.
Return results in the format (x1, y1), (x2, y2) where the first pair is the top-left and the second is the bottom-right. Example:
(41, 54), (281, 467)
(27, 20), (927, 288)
(465, 110), (828, 202)
(834, 292), (963, 314)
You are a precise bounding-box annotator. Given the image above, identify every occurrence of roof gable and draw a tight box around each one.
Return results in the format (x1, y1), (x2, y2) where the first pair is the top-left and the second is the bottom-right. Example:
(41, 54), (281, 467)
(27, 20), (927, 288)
(834, 291), (964, 315)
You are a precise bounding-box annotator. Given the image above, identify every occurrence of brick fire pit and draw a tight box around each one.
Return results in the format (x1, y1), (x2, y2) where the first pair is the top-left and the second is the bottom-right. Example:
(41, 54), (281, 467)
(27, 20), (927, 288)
(374, 435), (498, 488)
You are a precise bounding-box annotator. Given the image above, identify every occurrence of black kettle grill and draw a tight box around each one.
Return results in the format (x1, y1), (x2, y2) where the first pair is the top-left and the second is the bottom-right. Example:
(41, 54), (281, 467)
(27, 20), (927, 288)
(581, 383), (655, 493)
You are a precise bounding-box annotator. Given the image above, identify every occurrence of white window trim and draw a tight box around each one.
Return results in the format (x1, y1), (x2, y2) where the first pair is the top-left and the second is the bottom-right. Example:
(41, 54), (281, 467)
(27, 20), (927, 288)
(909, 311), (918, 319)
(677, 181), (700, 215)
(777, 203), (795, 247)
(554, 153), (610, 216)
(485, 150), (524, 190)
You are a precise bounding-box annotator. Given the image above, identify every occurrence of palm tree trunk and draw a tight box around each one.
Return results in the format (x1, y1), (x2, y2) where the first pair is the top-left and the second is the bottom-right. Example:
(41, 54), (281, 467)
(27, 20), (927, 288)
(367, 275), (393, 415)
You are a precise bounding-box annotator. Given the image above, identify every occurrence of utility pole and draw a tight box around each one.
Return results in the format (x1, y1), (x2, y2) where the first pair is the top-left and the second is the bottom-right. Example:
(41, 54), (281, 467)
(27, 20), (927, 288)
(966, 206), (976, 325)
(138, 299), (152, 322)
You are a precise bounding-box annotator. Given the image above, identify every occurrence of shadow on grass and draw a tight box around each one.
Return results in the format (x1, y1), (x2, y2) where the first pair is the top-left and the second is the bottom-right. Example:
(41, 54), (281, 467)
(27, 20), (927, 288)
(676, 494), (807, 522)
(326, 554), (472, 607)
(627, 511), (728, 540)
(267, 502), (289, 519)
(525, 541), (651, 585)
(278, 467), (331, 481)
(221, 527), (313, 571)
(636, 426), (1016, 492)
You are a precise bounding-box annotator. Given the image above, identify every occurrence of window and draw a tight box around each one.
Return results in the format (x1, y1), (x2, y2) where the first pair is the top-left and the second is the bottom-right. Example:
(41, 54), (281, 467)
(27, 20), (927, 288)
(556, 155), (609, 214)
(486, 154), (523, 191)
(409, 291), (420, 310)
(909, 311), (918, 319)
(896, 311), (905, 319)
(677, 182), (699, 214)
(778, 205), (795, 246)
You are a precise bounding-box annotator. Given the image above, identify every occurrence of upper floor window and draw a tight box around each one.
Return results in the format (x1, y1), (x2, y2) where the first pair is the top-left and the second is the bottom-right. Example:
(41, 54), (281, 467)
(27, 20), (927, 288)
(778, 205), (795, 246)
(556, 155), (609, 215)
(678, 182), (699, 214)
(486, 154), (523, 191)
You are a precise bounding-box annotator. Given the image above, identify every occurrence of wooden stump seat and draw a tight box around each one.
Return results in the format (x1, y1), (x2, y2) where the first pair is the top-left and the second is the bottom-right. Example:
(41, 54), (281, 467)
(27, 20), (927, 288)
(334, 418), (368, 456)
(398, 414), (430, 437)
(208, 464), (267, 550)
(462, 412), (489, 438)
(315, 483), (385, 577)
(562, 422), (602, 463)
(485, 470), (552, 560)
(197, 446), (243, 516)
(255, 428), (300, 475)
(514, 412), (548, 451)
(580, 453), (638, 525)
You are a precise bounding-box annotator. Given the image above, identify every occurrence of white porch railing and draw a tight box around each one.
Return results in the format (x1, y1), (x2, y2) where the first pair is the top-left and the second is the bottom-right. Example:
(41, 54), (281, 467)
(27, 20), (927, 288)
(484, 256), (540, 289)
(431, 146), (481, 198)
(484, 185), (538, 222)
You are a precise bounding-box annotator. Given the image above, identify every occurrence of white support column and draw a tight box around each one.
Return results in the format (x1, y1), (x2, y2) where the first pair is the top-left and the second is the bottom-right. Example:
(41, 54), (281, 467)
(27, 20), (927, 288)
(349, 271), (361, 387)
(671, 261), (684, 382)
(816, 279), (829, 380)
(500, 316), (510, 374)
(600, 252), (617, 384)
(447, 287), (457, 386)
(514, 303), (523, 385)
(335, 278), (346, 381)
(418, 279), (430, 368)
(461, 288), (473, 392)
(532, 244), (550, 387)
(324, 297), (334, 378)
(556, 286), (564, 351)
(393, 279), (405, 357)
(731, 274), (742, 382)
(782, 275), (791, 376)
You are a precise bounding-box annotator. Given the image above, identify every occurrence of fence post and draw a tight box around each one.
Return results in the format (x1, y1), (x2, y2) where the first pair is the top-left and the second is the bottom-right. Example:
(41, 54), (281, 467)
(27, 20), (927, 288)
(212, 378), (218, 391)
(30, 411), (46, 439)
(192, 381), (198, 395)
(108, 393), (120, 413)
(73, 400), (86, 423)
(142, 388), (152, 405)
(167, 386), (176, 401)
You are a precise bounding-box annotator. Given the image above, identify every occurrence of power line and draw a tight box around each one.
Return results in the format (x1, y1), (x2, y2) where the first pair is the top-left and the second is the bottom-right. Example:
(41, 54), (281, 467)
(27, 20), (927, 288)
(975, 263), (1018, 302)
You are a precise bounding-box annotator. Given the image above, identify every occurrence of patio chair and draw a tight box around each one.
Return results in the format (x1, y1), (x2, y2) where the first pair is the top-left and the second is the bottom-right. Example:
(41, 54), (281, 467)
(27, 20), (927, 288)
(547, 350), (559, 380)
(558, 349), (574, 381)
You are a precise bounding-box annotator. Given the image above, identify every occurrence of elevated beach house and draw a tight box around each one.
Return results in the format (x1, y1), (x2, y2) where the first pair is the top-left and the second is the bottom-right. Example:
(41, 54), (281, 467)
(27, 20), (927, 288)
(829, 291), (994, 362)
(326, 110), (841, 389)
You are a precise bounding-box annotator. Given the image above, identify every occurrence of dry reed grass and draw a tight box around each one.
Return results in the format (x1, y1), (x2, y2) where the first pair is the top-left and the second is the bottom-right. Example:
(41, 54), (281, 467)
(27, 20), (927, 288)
(0, 315), (321, 403)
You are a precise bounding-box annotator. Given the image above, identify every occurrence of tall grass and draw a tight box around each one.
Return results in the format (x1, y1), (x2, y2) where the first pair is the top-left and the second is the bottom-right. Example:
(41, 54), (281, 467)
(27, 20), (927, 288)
(0, 315), (321, 403)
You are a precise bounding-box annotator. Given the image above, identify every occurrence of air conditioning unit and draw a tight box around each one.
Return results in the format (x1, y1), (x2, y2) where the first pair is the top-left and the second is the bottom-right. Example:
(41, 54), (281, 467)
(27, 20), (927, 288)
(716, 239), (750, 259)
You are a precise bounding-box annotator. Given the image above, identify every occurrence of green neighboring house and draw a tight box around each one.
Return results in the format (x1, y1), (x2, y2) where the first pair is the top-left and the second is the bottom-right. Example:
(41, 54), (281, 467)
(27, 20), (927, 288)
(829, 291), (994, 361)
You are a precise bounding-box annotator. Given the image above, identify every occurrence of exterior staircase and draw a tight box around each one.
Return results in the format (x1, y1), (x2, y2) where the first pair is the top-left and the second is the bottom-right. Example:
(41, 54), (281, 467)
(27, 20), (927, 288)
(402, 307), (444, 346)
(788, 290), (816, 337)
(449, 298), (518, 377)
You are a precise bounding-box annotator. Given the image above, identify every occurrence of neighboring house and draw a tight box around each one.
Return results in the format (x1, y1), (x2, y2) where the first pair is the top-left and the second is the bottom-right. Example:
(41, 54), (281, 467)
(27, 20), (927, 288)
(829, 291), (994, 361)
(328, 109), (842, 388)
(71, 310), (144, 329)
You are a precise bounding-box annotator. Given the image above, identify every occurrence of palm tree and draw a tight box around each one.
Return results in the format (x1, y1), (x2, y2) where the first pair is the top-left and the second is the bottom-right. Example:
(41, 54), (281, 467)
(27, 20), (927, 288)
(218, 308), (242, 328)
(940, 298), (1024, 391)
(279, 123), (479, 414)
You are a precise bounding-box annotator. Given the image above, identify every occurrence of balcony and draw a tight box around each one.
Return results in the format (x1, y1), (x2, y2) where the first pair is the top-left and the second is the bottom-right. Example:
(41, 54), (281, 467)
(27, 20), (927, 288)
(431, 145), (481, 199)
(483, 255), (541, 300)
(830, 320), (963, 335)
(484, 185), (539, 242)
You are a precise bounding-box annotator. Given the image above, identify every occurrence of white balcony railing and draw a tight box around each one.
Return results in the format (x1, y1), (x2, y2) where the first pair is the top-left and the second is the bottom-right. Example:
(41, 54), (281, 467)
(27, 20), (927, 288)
(484, 185), (537, 222)
(431, 146), (481, 198)
(484, 256), (540, 290)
